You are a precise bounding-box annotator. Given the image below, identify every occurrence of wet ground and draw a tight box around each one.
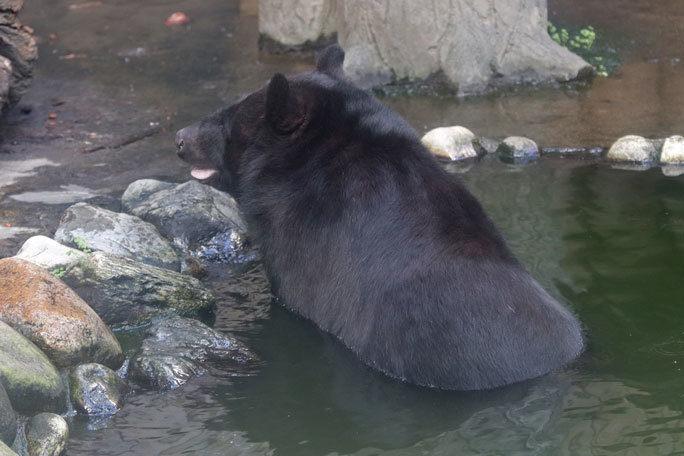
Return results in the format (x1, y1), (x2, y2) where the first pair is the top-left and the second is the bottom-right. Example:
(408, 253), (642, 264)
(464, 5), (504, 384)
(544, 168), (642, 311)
(2, 0), (684, 455)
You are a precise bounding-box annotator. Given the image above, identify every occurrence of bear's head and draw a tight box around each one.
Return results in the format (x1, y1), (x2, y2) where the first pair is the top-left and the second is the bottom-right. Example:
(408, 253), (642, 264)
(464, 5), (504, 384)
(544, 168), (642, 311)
(175, 44), (363, 193)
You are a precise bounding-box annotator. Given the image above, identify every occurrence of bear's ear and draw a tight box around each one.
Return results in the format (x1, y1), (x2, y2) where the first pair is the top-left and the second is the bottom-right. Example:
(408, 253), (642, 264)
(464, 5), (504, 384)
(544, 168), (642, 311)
(265, 73), (304, 134)
(316, 44), (345, 79)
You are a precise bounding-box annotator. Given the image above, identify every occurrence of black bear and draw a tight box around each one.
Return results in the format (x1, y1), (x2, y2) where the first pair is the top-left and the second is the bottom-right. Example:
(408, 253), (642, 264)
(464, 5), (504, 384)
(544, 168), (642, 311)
(175, 45), (584, 390)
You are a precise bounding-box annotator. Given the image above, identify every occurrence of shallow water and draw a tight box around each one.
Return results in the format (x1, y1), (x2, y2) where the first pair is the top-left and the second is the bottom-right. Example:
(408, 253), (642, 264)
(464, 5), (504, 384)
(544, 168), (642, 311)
(2, 0), (684, 455)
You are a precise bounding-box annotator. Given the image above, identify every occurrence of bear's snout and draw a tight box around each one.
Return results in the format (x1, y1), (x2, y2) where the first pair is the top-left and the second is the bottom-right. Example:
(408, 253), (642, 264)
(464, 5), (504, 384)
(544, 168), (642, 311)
(175, 127), (190, 160)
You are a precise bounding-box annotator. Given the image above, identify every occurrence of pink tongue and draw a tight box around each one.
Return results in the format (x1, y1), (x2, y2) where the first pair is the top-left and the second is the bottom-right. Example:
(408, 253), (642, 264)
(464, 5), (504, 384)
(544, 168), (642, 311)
(191, 168), (218, 180)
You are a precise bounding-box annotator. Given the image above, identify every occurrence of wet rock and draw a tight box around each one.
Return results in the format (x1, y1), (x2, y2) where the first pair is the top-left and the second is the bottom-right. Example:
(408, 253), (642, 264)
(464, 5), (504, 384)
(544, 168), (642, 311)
(0, 382), (15, 447)
(0, 56), (11, 110)
(421, 126), (484, 161)
(61, 251), (215, 326)
(660, 135), (684, 164)
(0, 258), (123, 370)
(0, 441), (16, 456)
(606, 135), (658, 163)
(129, 316), (257, 391)
(0, 0), (38, 113)
(496, 136), (540, 162)
(25, 413), (68, 456)
(0, 321), (66, 414)
(14, 235), (85, 271)
(69, 363), (130, 416)
(54, 202), (180, 271)
(121, 180), (248, 261)
(478, 137), (501, 155)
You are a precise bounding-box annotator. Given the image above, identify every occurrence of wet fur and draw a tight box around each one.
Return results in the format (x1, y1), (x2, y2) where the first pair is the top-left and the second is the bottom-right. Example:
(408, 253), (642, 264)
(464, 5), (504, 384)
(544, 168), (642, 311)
(177, 45), (584, 390)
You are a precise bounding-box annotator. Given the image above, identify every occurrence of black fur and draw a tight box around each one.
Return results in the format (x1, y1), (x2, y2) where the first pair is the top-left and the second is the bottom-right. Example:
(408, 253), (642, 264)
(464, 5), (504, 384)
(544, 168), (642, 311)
(176, 45), (584, 390)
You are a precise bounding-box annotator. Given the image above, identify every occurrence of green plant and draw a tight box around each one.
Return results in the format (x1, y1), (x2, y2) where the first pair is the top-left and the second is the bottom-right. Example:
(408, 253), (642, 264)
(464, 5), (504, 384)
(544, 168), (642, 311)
(51, 267), (66, 278)
(73, 236), (92, 254)
(548, 21), (611, 77)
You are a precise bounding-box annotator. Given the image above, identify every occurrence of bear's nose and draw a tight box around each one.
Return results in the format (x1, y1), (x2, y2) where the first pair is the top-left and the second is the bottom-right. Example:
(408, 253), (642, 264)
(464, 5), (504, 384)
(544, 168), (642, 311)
(175, 129), (187, 160)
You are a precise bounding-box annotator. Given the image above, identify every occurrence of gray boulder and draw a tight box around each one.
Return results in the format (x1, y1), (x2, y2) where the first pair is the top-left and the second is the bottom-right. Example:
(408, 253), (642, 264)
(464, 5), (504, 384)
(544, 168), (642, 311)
(0, 383), (15, 448)
(26, 413), (68, 456)
(0, 321), (66, 414)
(121, 180), (248, 262)
(54, 202), (181, 271)
(129, 316), (257, 391)
(421, 126), (484, 161)
(258, 0), (592, 93)
(0, 0), (37, 113)
(61, 251), (215, 326)
(0, 441), (16, 456)
(606, 135), (659, 163)
(496, 136), (540, 162)
(660, 135), (684, 164)
(14, 235), (85, 271)
(259, 0), (337, 52)
(69, 363), (130, 416)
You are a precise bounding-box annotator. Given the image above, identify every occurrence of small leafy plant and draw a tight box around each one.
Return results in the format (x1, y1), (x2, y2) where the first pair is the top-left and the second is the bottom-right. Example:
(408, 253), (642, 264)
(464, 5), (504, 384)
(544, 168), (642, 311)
(73, 236), (92, 254)
(51, 267), (66, 278)
(548, 21), (612, 77)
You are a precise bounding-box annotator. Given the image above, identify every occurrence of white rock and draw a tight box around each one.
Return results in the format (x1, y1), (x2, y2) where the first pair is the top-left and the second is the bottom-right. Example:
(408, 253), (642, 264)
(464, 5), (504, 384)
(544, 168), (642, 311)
(660, 135), (684, 164)
(496, 136), (540, 161)
(15, 235), (85, 270)
(606, 135), (658, 163)
(421, 126), (480, 161)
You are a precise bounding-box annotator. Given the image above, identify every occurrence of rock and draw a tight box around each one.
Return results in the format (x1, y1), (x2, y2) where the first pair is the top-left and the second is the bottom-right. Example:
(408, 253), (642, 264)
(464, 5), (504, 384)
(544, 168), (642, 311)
(0, 258), (124, 370)
(54, 202), (180, 271)
(258, 0), (337, 52)
(62, 251), (215, 326)
(0, 321), (66, 414)
(121, 180), (248, 261)
(0, 0), (37, 113)
(496, 136), (540, 162)
(421, 126), (484, 161)
(69, 363), (130, 416)
(660, 135), (684, 164)
(129, 316), (257, 391)
(0, 56), (11, 111)
(259, 0), (591, 92)
(0, 382), (15, 447)
(478, 137), (501, 155)
(606, 135), (658, 163)
(14, 235), (85, 271)
(0, 441), (16, 456)
(25, 413), (68, 456)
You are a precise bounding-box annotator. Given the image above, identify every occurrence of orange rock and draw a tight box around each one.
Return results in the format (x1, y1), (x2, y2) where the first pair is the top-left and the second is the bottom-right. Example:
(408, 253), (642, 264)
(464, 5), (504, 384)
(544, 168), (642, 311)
(0, 258), (123, 369)
(48, 113), (57, 119)
(165, 12), (190, 26)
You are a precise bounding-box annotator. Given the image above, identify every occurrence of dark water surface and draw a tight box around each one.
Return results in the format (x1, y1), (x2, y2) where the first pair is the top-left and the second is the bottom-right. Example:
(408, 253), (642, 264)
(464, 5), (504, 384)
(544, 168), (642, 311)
(2, 0), (684, 455)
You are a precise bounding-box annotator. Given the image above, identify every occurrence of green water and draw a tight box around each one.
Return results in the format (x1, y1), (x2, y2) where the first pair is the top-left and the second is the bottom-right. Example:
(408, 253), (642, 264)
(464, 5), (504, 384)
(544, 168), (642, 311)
(64, 158), (684, 455)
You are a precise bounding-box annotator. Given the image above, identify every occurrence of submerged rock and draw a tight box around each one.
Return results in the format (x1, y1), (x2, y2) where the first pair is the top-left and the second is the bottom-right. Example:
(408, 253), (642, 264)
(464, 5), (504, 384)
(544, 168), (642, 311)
(0, 258), (123, 370)
(0, 382), (15, 448)
(62, 251), (215, 326)
(129, 316), (257, 391)
(421, 126), (484, 161)
(606, 135), (658, 163)
(0, 321), (66, 414)
(660, 135), (684, 164)
(121, 180), (248, 261)
(496, 136), (540, 162)
(54, 202), (181, 271)
(26, 413), (68, 456)
(14, 235), (86, 270)
(69, 363), (130, 416)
